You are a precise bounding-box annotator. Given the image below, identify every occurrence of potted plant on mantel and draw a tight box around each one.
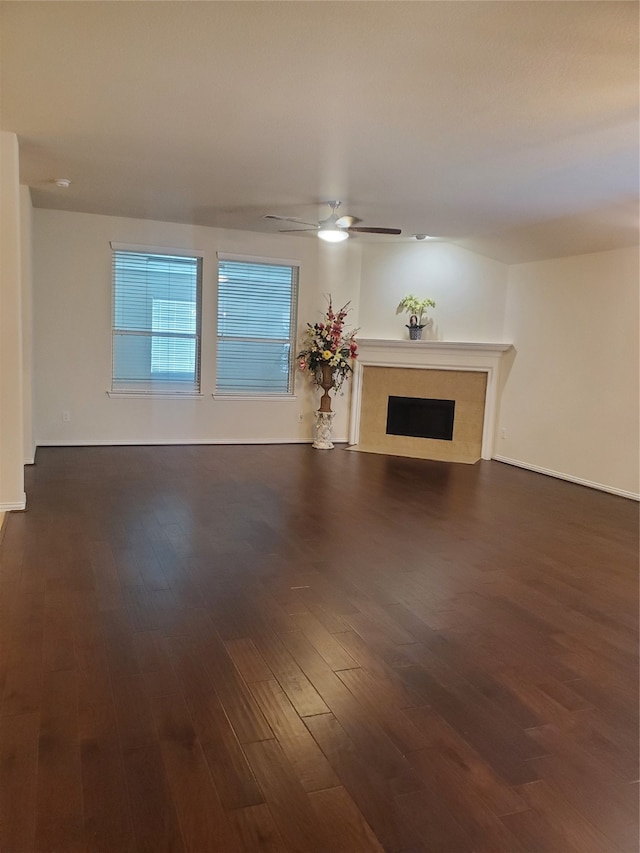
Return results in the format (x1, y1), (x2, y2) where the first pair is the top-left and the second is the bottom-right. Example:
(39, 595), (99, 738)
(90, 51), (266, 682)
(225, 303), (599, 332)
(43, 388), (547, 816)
(397, 294), (436, 340)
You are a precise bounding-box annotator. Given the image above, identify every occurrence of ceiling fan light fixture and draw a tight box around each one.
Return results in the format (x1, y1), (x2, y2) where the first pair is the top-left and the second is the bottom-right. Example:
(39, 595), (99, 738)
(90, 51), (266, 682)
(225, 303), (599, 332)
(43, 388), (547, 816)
(264, 201), (399, 240)
(318, 227), (349, 243)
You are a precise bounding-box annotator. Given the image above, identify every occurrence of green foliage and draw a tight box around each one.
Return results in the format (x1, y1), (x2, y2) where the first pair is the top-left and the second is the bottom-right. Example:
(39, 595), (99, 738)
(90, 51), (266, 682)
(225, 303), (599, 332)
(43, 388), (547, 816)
(396, 294), (436, 326)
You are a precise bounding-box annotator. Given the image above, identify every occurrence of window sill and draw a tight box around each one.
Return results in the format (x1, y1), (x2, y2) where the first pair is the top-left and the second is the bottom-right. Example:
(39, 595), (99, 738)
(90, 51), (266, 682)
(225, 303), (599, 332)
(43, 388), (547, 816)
(212, 394), (297, 402)
(107, 391), (204, 400)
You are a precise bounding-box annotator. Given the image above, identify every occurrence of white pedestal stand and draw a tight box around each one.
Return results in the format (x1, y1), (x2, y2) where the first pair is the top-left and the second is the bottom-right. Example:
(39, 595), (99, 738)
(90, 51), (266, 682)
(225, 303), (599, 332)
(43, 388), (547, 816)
(313, 411), (335, 449)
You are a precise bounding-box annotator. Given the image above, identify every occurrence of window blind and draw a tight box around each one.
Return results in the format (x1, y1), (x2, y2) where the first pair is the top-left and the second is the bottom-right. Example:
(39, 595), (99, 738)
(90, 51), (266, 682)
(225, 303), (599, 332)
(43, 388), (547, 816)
(112, 250), (202, 393)
(216, 259), (298, 394)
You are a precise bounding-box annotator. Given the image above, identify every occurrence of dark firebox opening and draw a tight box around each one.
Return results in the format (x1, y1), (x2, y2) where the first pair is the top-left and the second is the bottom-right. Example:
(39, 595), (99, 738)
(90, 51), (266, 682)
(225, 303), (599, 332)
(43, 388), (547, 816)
(386, 396), (455, 441)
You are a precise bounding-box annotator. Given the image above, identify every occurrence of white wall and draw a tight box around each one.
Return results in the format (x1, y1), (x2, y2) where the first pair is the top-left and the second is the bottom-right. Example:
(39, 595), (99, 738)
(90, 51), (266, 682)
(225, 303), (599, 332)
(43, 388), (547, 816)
(0, 132), (26, 509)
(497, 247), (639, 498)
(357, 241), (509, 342)
(32, 208), (362, 446)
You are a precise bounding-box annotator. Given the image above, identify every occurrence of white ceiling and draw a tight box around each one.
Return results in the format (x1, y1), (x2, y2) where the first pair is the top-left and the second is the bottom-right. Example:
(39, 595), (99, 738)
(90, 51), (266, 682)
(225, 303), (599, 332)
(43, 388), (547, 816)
(1, 1), (638, 263)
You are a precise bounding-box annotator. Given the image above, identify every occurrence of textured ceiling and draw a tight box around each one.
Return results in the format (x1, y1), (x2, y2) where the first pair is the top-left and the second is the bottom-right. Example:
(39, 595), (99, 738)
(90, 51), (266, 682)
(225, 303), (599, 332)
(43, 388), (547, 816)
(1, 1), (638, 263)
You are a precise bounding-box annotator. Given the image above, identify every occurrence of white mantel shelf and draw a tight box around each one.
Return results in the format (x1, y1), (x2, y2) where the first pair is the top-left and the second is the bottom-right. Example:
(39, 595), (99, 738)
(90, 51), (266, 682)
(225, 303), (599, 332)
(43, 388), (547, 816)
(349, 339), (514, 460)
(357, 339), (512, 353)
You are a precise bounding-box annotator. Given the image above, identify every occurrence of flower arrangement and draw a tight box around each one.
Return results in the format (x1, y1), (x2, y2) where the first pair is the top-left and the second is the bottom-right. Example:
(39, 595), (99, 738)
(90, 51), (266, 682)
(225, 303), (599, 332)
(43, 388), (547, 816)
(297, 297), (358, 392)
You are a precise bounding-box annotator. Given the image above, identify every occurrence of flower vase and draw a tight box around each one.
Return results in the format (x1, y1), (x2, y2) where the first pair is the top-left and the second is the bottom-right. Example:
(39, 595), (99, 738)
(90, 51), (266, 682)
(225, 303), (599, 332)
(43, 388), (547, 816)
(318, 363), (334, 412)
(313, 363), (336, 449)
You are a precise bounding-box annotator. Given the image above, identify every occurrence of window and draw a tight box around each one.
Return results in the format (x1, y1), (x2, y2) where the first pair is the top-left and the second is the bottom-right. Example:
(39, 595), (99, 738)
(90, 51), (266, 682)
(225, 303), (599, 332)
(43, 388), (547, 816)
(216, 255), (299, 395)
(112, 249), (202, 393)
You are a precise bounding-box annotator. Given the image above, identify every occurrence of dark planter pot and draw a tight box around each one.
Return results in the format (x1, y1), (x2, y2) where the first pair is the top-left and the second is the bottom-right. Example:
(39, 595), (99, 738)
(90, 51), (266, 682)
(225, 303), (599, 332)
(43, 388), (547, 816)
(318, 363), (334, 412)
(407, 324), (425, 341)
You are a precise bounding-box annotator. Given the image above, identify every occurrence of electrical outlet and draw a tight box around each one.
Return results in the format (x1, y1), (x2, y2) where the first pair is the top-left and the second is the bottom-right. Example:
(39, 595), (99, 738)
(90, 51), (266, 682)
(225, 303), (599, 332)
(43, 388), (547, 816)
(500, 428), (506, 439)
(62, 410), (71, 422)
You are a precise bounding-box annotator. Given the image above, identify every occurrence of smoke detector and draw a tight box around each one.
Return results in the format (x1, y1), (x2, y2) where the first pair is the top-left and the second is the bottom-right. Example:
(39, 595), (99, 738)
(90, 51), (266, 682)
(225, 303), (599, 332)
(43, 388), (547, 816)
(54, 178), (71, 189)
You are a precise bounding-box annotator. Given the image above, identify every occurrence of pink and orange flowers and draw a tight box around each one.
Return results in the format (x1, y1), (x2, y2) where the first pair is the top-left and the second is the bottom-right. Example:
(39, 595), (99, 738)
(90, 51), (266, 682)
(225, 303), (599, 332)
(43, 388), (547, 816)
(297, 297), (358, 393)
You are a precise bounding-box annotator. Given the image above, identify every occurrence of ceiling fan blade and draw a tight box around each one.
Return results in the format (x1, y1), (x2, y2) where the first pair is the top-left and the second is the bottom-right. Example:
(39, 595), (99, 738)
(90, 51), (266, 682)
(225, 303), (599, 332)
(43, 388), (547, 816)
(278, 228), (317, 233)
(348, 227), (402, 235)
(335, 215), (361, 227)
(264, 215), (319, 227)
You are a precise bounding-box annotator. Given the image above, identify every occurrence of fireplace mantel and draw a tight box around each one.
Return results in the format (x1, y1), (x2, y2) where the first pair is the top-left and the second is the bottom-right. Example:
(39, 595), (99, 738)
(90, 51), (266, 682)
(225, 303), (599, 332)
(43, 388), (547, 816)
(355, 339), (512, 357)
(349, 339), (513, 460)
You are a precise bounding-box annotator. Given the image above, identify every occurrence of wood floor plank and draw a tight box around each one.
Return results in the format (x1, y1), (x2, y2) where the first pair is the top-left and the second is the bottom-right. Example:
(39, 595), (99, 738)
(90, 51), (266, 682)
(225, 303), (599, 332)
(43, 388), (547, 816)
(393, 787), (478, 853)
(187, 610), (274, 744)
(532, 712), (639, 783)
(42, 589), (77, 672)
(336, 666), (430, 754)
(404, 704), (528, 817)
(224, 636), (274, 683)
(345, 605), (418, 648)
(304, 712), (416, 853)
(73, 617), (111, 702)
(332, 628), (425, 709)
(500, 583), (637, 662)
(247, 617), (331, 717)
(1, 589), (44, 716)
(552, 641), (639, 730)
(111, 673), (157, 754)
(0, 711), (39, 853)
(226, 803), (293, 853)
(287, 587), (357, 634)
(133, 629), (182, 698)
(509, 779), (627, 853)
(490, 665), (591, 725)
(502, 806), (592, 853)
(388, 601), (546, 729)
(527, 725), (639, 851)
(34, 669), (85, 853)
(249, 677), (340, 792)
(120, 742), (187, 853)
(308, 786), (386, 852)
(151, 691), (242, 853)
(79, 699), (137, 853)
(89, 540), (125, 612)
(280, 631), (422, 794)
(405, 744), (528, 852)
(100, 608), (141, 681)
(242, 738), (332, 853)
(1, 657), (42, 716)
(392, 662), (541, 785)
(165, 634), (265, 810)
(535, 675), (594, 713)
(288, 610), (360, 671)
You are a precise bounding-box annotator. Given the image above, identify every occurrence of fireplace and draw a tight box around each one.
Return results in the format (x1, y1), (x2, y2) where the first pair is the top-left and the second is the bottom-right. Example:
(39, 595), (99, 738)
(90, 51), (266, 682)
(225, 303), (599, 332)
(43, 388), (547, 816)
(348, 340), (512, 463)
(386, 396), (455, 441)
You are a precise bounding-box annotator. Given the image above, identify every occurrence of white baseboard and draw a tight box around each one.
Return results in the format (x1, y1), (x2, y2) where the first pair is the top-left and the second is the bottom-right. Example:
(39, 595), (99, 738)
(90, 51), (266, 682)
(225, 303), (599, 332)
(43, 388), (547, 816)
(35, 437), (349, 448)
(0, 492), (27, 511)
(493, 455), (640, 501)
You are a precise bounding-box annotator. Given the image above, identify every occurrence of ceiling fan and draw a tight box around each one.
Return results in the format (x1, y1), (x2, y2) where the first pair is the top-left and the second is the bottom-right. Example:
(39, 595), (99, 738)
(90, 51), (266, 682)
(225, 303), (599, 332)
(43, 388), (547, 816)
(264, 201), (401, 242)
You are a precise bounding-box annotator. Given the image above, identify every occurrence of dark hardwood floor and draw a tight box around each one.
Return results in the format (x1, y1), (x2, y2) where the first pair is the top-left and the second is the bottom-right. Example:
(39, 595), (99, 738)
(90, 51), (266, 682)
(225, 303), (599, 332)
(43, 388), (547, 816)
(0, 444), (637, 853)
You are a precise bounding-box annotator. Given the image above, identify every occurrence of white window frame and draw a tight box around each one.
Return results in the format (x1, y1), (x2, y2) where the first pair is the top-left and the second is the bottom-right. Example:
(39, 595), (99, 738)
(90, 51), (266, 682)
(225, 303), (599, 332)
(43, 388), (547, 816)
(110, 243), (203, 396)
(215, 253), (299, 399)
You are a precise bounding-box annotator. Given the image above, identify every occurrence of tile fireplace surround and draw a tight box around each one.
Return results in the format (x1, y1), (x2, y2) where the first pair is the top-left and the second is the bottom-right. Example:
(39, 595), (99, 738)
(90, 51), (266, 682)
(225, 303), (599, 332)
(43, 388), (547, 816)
(348, 340), (513, 463)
